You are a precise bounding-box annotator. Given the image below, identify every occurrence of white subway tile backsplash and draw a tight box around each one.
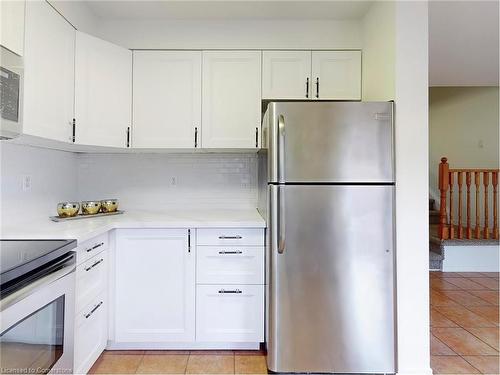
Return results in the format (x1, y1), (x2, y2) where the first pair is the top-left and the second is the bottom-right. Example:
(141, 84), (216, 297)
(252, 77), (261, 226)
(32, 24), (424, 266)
(1, 143), (78, 226)
(1, 144), (259, 229)
(76, 153), (258, 210)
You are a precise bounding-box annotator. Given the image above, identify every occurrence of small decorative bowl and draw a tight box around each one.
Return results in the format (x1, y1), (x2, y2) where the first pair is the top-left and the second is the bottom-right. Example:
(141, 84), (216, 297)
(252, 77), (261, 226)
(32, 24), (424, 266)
(100, 199), (118, 213)
(57, 202), (80, 217)
(81, 201), (102, 215)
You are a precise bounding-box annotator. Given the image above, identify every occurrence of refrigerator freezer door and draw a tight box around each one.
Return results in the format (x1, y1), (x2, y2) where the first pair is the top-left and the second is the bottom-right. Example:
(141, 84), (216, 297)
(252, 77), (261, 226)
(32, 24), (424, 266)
(265, 102), (394, 183)
(267, 184), (395, 373)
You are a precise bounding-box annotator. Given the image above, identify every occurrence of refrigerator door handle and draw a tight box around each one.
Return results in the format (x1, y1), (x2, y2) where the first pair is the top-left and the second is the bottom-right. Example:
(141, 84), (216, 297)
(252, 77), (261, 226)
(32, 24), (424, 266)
(278, 114), (285, 183)
(277, 185), (286, 254)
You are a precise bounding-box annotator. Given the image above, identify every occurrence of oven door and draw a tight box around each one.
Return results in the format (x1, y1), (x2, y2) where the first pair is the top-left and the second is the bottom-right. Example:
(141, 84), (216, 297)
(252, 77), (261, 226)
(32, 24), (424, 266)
(0, 262), (75, 374)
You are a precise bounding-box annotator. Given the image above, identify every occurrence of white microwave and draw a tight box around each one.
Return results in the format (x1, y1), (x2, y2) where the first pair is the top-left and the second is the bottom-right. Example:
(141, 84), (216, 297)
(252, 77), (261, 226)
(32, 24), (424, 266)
(0, 46), (23, 139)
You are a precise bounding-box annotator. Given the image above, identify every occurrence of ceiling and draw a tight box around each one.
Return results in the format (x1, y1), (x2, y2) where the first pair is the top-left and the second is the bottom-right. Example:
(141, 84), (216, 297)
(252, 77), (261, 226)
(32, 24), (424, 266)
(82, 0), (373, 20)
(429, 1), (499, 86)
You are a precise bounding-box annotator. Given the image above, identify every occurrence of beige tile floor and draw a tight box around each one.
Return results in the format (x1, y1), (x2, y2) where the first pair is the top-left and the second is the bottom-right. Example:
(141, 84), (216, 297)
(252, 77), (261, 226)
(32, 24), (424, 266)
(89, 350), (268, 374)
(430, 271), (499, 375)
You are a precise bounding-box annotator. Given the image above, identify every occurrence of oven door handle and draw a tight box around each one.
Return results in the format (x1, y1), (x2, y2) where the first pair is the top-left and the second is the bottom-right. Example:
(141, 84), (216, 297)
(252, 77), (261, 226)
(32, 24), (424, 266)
(0, 254), (76, 312)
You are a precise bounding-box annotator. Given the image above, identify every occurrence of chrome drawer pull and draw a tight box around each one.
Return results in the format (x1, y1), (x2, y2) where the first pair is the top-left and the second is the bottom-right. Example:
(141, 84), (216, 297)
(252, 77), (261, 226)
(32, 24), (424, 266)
(84, 258), (104, 272)
(218, 235), (242, 240)
(218, 289), (242, 294)
(84, 301), (103, 319)
(218, 250), (243, 255)
(86, 242), (104, 252)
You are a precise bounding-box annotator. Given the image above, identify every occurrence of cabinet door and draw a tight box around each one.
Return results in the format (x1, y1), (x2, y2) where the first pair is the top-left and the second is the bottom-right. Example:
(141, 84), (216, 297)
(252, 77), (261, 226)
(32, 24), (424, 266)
(74, 293), (107, 374)
(196, 285), (264, 342)
(114, 229), (195, 342)
(262, 51), (311, 99)
(133, 51), (201, 148)
(23, 1), (75, 142)
(1, 0), (25, 56)
(311, 51), (361, 100)
(75, 31), (131, 148)
(202, 51), (261, 148)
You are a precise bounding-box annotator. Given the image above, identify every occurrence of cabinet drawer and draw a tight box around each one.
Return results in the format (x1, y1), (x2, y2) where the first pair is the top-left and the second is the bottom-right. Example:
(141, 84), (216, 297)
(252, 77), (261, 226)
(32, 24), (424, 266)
(76, 251), (108, 313)
(197, 228), (264, 246)
(196, 285), (264, 343)
(197, 246), (264, 284)
(76, 233), (108, 265)
(74, 293), (107, 374)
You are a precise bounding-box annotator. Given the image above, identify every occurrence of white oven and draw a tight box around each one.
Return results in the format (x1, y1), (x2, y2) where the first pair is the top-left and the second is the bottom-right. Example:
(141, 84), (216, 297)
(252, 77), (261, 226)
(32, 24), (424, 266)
(0, 240), (76, 374)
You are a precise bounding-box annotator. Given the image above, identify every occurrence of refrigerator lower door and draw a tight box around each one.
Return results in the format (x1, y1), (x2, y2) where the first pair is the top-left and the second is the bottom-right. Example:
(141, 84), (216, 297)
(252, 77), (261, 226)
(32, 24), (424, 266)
(267, 184), (395, 374)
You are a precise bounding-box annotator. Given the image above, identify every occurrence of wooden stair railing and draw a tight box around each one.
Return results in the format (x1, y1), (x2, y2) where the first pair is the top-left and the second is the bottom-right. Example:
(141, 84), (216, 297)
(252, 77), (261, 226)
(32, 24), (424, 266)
(438, 157), (499, 240)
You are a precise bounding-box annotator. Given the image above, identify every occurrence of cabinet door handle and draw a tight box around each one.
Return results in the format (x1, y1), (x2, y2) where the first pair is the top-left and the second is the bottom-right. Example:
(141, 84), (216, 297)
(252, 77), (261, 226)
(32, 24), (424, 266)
(255, 127), (259, 148)
(194, 127), (198, 148)
(306, 77), (309, 98)
(84, 301), (103, 319)
(218, 250), (243, 255)
(218, 289), (242, 294)
(87, 242), (104, 252)
(188, 229), (191, 253)
(72, 118), (76, 143)
(218, 235), (242, 240)
(84, 258), (104, 272)
(315, 77), (319, 98)
(126, 127), (131, 148)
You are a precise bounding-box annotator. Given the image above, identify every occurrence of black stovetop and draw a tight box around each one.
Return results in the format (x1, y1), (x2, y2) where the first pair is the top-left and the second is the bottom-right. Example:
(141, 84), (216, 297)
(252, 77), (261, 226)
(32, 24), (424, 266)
(0, 239), (77, 286)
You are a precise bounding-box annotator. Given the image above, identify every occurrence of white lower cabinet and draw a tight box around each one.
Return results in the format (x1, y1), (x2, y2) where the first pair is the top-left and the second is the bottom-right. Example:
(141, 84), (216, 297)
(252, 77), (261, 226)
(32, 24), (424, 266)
(114, 229), (195, 343)
(74, 238), (108, 374)
(195, 228), (265, 344)
(74, 292), (107, 374)
(196, 285), (264, 343)
(197, 246), (264, 285)
(109, 227), (264, 349)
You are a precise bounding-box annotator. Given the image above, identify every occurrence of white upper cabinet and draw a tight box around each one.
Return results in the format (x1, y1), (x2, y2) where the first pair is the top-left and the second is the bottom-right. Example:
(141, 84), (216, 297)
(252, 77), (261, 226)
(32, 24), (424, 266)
(133, 51), (201, 148)
(114, 229), (195, 343)
(1, 0), (25, 56)
(262, 51), (311, 100)
(311, 51), (361, 100)
(23, 1), (75, 143)
(75, 31), (132, 148)
(202, 51), (261, 149)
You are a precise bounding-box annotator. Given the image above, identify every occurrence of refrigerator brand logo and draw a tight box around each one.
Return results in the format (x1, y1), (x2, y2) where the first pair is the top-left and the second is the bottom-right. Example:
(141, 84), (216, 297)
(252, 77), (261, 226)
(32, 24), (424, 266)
(375, 113), (391, 121)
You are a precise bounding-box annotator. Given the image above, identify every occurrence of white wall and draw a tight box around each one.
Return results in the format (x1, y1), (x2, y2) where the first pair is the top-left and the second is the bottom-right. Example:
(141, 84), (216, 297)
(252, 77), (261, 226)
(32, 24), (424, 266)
(394, 2), (430, 375)
(96, 19), (362, 50)
(361, 1), (395, 101)
(429, 87), (499, 227)
(76, 153), (258, 210)
(0, 143), (78, 228)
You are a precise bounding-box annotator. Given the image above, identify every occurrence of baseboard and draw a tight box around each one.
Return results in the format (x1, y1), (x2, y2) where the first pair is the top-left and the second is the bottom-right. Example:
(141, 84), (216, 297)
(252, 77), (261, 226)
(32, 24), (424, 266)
(106, 341), (261, 350)
(442, 245), (499, 272)
(396, 367), (433, 375)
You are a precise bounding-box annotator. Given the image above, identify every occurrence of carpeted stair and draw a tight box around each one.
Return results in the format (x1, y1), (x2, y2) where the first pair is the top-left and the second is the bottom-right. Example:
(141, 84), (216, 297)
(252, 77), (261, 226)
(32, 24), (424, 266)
(429, 198), (444, 270)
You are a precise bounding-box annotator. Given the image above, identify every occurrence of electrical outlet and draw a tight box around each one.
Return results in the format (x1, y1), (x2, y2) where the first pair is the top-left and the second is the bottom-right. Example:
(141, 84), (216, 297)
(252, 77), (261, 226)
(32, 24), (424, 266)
(171, 176), (177, 186)
(22, 175), (32, 192)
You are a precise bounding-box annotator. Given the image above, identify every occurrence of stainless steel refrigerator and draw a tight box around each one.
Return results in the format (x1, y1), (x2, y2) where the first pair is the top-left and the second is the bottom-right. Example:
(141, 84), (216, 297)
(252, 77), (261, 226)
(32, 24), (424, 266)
(258, 101), (396, 374)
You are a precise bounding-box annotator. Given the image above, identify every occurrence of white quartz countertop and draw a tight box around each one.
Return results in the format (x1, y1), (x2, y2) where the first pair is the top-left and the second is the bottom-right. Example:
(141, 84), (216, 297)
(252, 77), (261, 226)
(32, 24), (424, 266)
(1, 209), (266, 243)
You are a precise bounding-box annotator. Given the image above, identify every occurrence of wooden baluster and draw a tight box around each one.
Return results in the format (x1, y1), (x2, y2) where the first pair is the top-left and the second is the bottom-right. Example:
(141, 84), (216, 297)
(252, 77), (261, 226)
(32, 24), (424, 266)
(438, 157), (450, 239)
(449, 171), (455, 238)
(457, 172), (463, 239)
(483, 172), (490, 239)
(475, 172), (481, 239)
(493, 171), (499, 240)
(466, 172), (472, 239)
